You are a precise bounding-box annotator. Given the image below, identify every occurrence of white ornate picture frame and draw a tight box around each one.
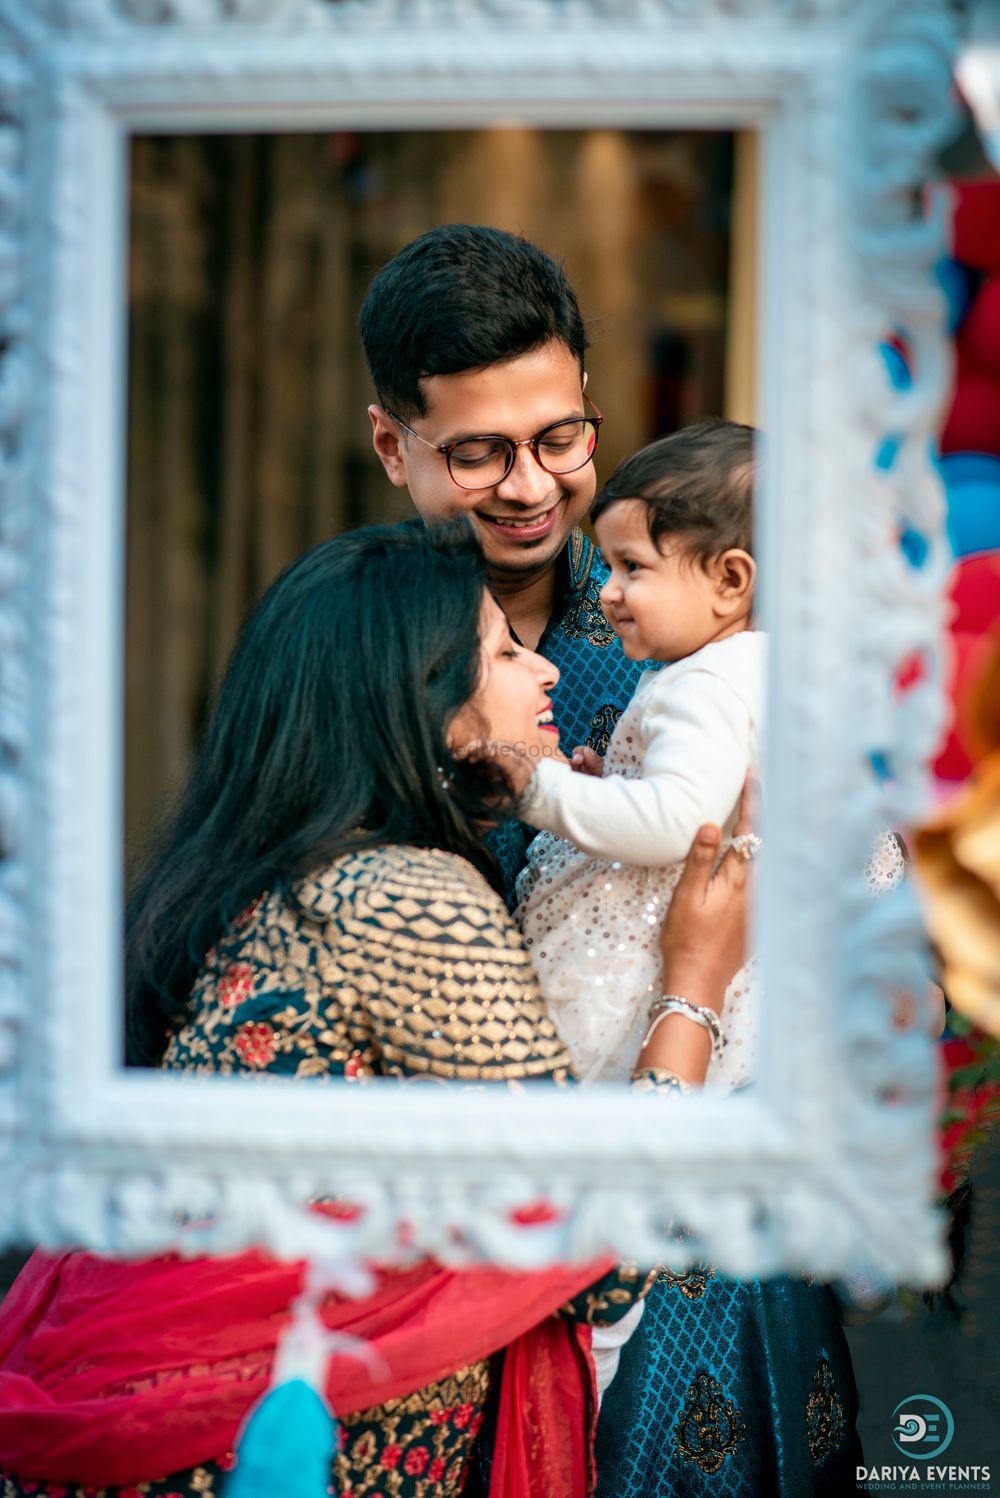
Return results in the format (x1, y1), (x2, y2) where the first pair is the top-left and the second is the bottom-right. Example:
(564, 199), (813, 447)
(0, 0), (961, 1283)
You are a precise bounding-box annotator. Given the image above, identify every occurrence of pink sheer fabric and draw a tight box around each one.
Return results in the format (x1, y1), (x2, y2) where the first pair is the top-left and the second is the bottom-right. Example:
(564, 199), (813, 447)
(0, 1246), (611, 1491)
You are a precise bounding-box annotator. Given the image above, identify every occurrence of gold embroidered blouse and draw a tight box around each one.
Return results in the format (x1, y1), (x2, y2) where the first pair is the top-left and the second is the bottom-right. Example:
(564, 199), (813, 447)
(163, 842), (575, 1085)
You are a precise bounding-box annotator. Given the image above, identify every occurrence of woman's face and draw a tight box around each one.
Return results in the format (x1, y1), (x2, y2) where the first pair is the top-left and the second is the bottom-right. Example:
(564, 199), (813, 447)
(447, 593), (562, 771)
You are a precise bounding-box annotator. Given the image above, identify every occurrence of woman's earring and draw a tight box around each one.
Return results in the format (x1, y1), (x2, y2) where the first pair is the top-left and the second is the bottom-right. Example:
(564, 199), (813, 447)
(436, 765), (451, 791)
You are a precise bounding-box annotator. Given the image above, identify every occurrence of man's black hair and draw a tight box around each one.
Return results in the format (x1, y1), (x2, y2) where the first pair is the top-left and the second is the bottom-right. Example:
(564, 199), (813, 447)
(591, 418), (756, 562)
(359, 224), (589, 420)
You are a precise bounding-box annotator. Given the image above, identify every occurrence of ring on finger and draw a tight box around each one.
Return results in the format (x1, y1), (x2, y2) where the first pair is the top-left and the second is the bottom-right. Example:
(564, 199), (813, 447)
(730, 832), (763, 862)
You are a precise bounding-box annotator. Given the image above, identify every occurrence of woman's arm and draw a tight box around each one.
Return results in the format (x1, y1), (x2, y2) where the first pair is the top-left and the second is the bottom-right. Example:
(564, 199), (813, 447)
(343, 810), (751, 1093)
(162, 848), (574, 1086)
(165, 819), (750, 1094)
(338, 847), (576, 1085)
(633, 796), (753, 1086)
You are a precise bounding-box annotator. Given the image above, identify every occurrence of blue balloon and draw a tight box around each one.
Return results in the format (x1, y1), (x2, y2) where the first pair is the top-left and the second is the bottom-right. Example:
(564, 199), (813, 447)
(939, 453), (1000, 558)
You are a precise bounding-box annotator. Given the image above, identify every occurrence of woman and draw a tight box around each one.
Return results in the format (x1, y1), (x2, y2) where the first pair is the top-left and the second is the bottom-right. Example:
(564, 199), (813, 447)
(0, 519), (749, 1498)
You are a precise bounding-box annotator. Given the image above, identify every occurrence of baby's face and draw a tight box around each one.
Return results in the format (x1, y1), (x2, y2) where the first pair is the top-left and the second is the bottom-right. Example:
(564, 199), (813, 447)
(596, 499), (734, 663)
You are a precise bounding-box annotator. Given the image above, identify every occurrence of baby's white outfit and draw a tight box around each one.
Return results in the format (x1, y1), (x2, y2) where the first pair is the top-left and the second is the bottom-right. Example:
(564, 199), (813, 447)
(515, 630), (766, 1089)
(515, 628), (903, 1396)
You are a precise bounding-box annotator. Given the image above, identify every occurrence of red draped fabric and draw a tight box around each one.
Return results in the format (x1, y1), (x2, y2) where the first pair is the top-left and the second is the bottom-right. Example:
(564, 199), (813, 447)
(491, 1317), (599, 1497)
(0, 1246), (611, 1493)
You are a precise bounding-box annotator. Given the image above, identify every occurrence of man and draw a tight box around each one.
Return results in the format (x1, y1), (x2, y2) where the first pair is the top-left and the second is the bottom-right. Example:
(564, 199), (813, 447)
(360, 223), (655, 902)
(360, 226), (868, 1496)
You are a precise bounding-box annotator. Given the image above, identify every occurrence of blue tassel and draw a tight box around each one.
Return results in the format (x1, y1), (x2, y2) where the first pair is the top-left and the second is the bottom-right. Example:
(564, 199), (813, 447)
(222, 1378), (337, 1498)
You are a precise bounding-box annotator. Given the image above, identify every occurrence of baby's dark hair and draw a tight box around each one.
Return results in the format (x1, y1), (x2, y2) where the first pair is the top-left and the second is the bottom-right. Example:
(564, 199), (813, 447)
(591, 418), (756, 563)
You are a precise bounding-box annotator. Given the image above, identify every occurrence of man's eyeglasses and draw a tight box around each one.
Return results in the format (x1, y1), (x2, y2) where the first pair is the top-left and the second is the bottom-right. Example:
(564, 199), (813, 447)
(385, 397), (604, 491)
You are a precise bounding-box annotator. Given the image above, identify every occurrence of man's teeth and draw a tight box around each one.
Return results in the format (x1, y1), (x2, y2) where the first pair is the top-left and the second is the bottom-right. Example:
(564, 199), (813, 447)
(489, 511), (551, 528)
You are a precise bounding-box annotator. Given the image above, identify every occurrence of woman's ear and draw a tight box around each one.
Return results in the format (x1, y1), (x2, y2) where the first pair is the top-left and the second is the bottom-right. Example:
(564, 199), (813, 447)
(369, 405), (410, 488)
(710, 548), (756, 617)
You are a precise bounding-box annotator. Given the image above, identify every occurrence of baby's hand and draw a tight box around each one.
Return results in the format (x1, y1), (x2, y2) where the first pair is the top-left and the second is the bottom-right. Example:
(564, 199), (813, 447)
(570, 745), (604, 777)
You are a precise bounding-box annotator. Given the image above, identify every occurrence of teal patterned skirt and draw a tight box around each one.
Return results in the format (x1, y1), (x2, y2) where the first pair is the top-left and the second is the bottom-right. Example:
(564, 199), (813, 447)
(595, 1270), (864, 1497)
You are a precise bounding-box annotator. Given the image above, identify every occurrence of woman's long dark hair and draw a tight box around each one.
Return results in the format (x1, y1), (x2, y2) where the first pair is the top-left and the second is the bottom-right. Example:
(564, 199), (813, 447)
(126, 518), (514, 1067)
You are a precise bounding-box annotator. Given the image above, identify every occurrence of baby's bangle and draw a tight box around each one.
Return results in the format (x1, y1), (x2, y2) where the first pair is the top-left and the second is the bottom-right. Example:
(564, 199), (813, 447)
(643, 994), (726, 1066)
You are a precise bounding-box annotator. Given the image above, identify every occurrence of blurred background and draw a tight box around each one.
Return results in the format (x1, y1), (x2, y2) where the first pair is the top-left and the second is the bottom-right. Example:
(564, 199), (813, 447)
(124, 125), (751, 856)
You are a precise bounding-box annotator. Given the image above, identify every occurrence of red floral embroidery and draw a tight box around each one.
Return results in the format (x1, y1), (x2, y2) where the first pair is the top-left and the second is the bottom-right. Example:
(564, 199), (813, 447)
(218, 962), (255, 1008)
(380, 1443), (403, 1469)
(453, 1402), (475, 1429)
(345, 1052), (364, 1079)
(470, 1411), (484, 1436)
(352, 1433), (376, 1462)
(404, 1445), (430, 1475)
(234, 896), (262, 930)
(235, 1021), (277, 1068)
(218, 1450), (237, 1471)
(429, 1406), (452, 1425)
(428, 1456), (447, 1481)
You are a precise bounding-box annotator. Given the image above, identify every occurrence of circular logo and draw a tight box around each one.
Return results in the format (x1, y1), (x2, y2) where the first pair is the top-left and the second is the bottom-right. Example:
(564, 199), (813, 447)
(892, 1395), (955, 1460)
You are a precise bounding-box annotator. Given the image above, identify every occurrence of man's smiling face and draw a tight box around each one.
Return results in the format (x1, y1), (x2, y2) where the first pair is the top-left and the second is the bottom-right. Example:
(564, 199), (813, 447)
(368, 339), (596, 579)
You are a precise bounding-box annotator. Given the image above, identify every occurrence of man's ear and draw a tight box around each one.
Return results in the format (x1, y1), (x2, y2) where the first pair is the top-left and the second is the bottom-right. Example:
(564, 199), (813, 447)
(369, 404), (410, 488)
(711, 548), (756, 616)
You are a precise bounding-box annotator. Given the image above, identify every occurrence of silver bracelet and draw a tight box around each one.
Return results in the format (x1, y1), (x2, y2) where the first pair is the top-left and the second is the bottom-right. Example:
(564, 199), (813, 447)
(643, 994), (726, 1065)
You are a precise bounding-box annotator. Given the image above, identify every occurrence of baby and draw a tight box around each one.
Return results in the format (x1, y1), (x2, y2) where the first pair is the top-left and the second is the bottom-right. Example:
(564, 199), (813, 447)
(514, 421), (906, 1394)
(514, 418), (763, 1090)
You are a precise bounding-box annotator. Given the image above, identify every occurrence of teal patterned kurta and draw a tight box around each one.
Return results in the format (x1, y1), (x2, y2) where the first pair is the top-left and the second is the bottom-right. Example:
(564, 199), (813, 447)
(595, 1268), (865, 1497)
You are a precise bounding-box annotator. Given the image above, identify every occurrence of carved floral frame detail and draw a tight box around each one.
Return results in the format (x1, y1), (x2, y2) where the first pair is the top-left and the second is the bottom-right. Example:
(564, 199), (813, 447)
(0, 0), (960, 1282)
